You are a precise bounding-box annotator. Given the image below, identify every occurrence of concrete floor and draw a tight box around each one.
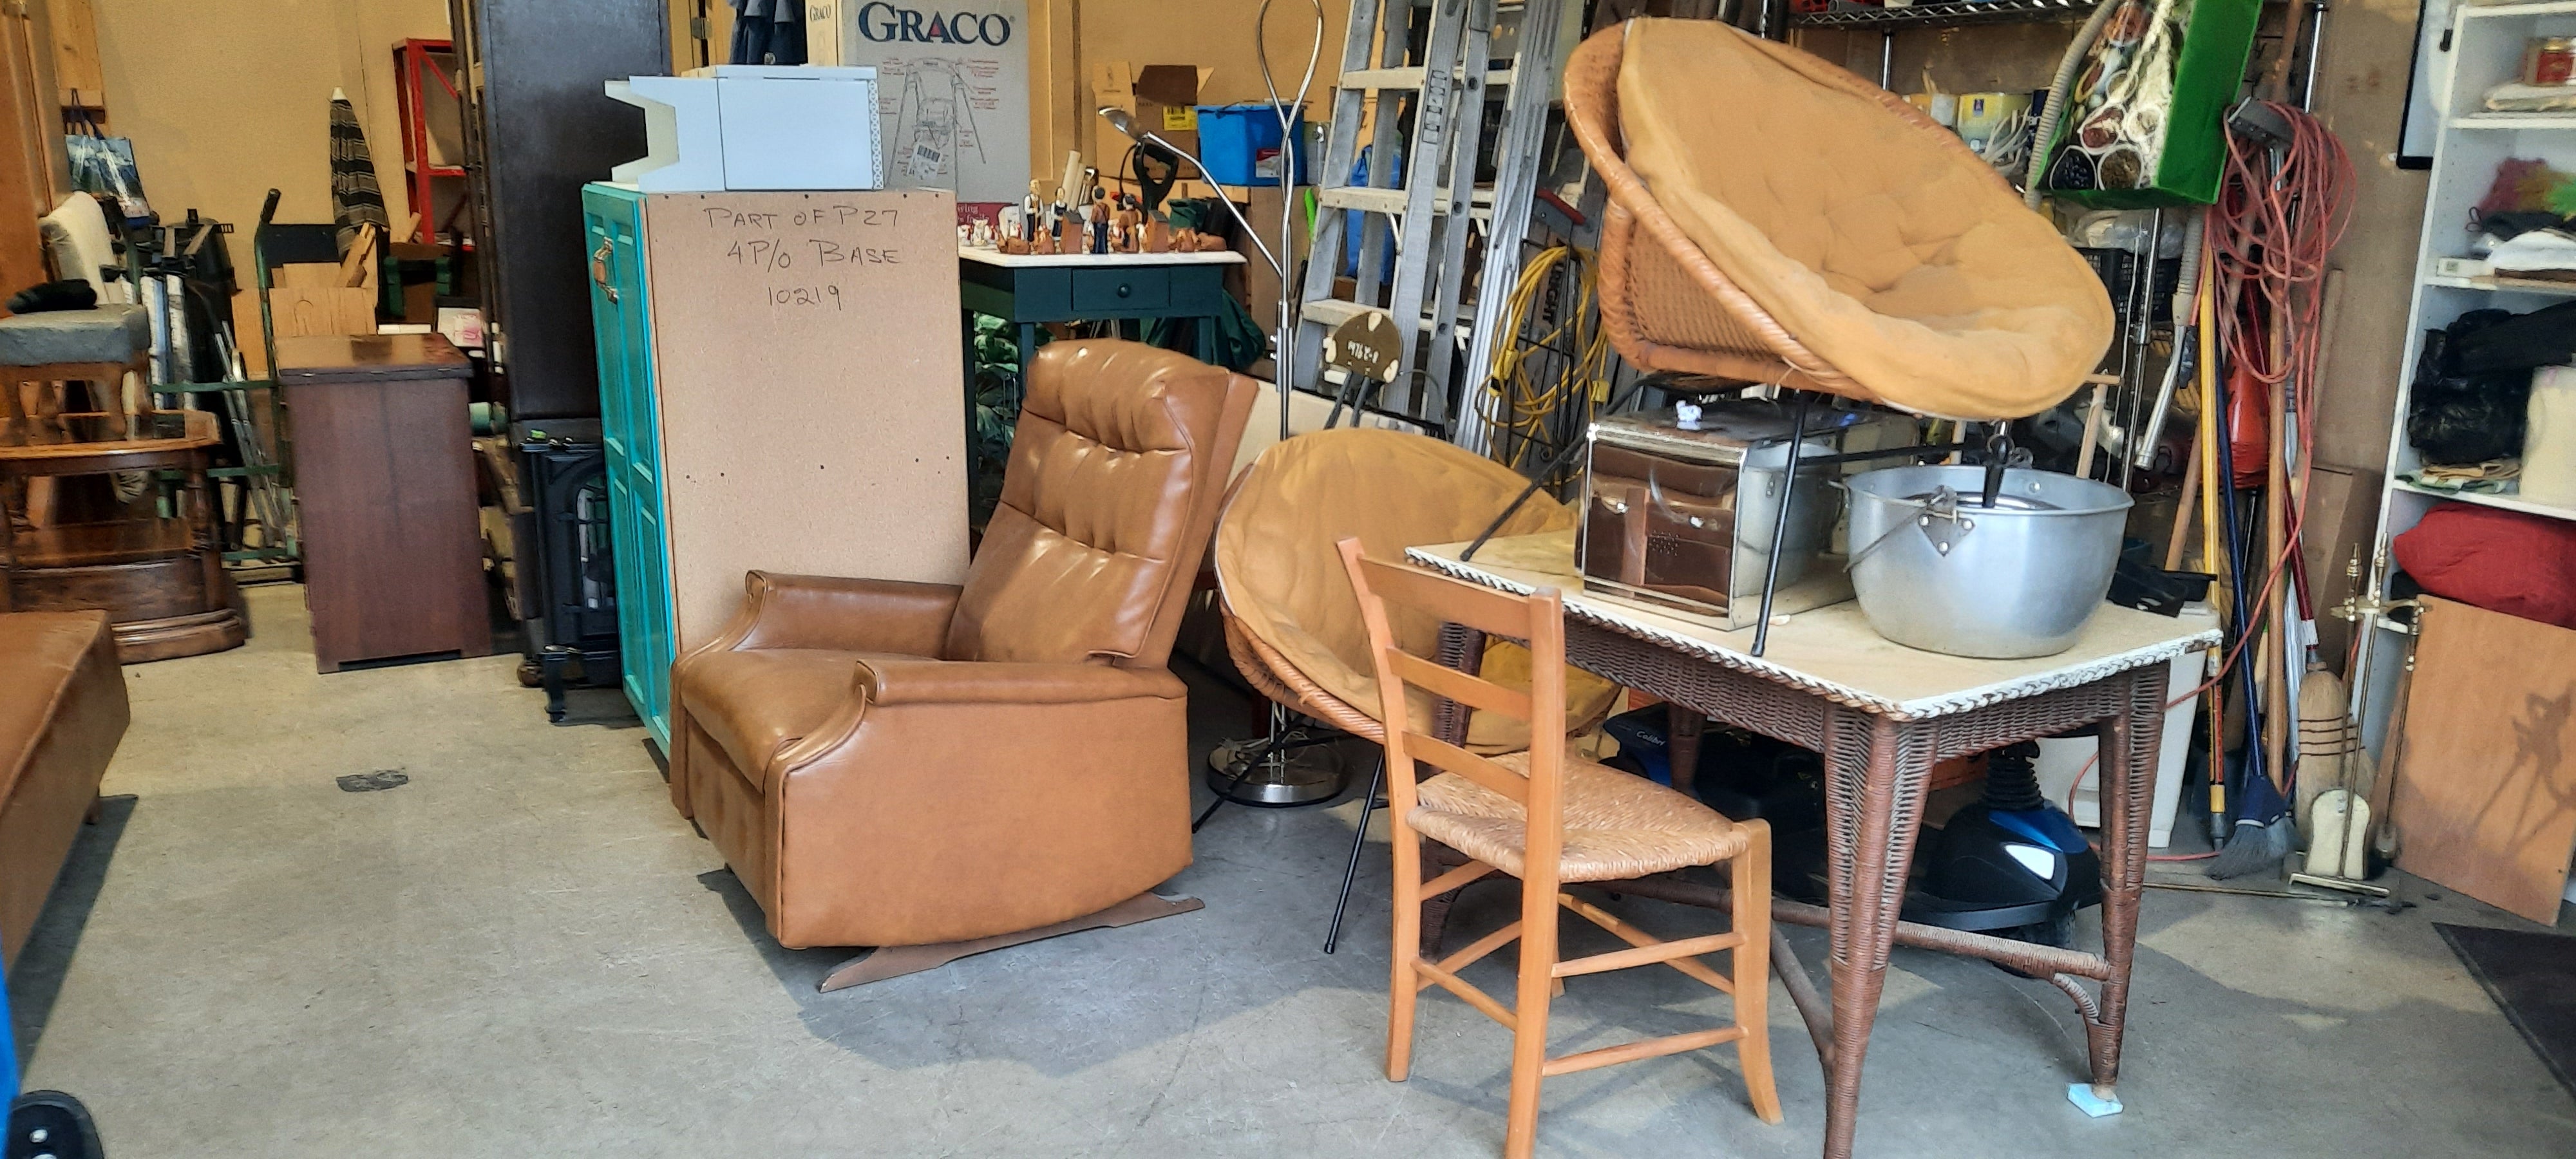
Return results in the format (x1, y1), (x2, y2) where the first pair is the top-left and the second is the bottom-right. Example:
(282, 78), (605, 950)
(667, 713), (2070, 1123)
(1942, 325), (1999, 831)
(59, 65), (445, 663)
(10, 581), (2575, 1156)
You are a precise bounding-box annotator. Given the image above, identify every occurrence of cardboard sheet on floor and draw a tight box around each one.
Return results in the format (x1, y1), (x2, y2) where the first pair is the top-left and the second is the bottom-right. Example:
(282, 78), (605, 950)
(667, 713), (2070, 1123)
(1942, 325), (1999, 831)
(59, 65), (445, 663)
(2392, 596), (2576, 923)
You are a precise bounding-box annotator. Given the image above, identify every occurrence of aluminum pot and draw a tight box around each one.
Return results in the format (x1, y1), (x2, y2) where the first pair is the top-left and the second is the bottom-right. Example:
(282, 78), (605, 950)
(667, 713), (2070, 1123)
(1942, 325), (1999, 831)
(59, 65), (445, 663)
(1726, 438), (1839, 597)
(1844, 465), (2132, 659)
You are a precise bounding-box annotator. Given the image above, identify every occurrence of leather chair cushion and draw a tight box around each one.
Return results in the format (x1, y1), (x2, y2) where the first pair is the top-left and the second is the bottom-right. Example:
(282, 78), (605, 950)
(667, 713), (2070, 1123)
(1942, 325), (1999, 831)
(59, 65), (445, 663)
(944, 342), (1236, 665)
(681, 648), (920, 789)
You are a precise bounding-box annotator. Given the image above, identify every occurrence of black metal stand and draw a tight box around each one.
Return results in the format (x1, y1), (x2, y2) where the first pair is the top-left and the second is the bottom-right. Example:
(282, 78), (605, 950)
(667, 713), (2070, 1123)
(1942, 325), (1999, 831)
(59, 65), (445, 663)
(1191, 713), (1351, 831)
(1323, 752), (1388, 954)
(1749, 391), (1814, 658)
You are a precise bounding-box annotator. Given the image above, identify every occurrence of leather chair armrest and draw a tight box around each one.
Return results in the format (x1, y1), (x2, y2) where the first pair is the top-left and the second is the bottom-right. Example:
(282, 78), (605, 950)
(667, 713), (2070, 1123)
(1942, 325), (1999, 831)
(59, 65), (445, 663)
(722, 570), (965, 655)
(854, 658), (1186, 706)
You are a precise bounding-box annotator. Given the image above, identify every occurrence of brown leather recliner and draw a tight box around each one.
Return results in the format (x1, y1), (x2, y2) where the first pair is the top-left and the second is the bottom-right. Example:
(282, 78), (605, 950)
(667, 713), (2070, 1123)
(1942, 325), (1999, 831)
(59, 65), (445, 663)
(667, 340), (1255, 977)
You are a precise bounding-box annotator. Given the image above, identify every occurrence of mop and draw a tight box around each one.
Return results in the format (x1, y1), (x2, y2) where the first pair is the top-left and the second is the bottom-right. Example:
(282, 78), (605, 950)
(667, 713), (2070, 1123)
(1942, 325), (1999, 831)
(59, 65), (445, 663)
(2206, 358), (2293, 878)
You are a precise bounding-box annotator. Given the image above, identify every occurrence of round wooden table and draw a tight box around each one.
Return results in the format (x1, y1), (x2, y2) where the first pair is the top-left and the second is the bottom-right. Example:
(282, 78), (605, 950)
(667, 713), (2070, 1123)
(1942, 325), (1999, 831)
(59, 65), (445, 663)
(1, 408), (247, 661)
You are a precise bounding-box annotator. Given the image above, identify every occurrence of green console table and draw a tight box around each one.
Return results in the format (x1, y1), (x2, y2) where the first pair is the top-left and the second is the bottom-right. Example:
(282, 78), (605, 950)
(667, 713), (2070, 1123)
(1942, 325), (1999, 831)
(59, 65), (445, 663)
(958, 245), (1245, 372)
(956, 245), (1246, 506)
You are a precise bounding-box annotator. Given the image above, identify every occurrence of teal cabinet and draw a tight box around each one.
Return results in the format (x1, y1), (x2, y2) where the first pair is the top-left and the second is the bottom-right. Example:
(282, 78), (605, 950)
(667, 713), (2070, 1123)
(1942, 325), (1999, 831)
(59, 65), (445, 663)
(582, 183), (676, 746)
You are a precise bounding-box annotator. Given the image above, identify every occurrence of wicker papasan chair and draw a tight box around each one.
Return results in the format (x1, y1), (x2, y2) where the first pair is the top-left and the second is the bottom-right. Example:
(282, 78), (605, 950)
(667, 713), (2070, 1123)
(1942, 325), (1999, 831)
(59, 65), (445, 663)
(1212, 428), (1621, 950)
(1564, 17), (2114, 420)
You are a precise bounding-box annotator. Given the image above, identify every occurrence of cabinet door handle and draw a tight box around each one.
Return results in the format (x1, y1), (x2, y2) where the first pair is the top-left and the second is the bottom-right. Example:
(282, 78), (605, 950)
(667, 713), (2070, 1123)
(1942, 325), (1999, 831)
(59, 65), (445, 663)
(592, 241), (620, 303)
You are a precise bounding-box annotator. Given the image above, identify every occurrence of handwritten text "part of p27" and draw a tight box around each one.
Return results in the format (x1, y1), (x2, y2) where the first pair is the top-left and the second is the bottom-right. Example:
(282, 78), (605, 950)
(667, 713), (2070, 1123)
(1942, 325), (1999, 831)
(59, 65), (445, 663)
(723, 238), (905, 271)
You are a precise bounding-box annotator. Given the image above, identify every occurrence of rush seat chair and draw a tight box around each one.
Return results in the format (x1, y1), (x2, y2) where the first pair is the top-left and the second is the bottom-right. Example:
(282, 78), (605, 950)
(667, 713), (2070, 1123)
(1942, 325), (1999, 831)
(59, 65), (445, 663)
(1211, 428), (1619, 950)
(1338, 539), (1781, 1159)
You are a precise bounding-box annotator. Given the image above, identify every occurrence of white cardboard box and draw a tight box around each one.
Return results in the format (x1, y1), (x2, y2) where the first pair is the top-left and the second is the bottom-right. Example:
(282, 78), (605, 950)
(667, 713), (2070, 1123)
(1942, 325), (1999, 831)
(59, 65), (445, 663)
(607, 66), (881, 193)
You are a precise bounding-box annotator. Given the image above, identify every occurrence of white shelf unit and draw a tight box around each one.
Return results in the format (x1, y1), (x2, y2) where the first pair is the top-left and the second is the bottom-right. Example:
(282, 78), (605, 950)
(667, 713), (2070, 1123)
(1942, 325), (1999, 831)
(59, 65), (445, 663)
(2363, 0), (2576, 739)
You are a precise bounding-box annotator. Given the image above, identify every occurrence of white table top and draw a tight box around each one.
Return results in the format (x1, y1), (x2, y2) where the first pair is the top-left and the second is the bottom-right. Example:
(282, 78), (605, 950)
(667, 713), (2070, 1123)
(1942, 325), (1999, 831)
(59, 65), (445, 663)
(958, 246), (1245, 268)
(1408, 532), (2219, 722)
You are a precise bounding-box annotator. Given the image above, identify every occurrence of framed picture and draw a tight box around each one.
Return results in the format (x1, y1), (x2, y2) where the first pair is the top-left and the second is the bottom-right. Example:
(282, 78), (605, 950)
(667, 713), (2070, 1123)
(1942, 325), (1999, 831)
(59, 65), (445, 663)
(2398, 0), (2459, 169)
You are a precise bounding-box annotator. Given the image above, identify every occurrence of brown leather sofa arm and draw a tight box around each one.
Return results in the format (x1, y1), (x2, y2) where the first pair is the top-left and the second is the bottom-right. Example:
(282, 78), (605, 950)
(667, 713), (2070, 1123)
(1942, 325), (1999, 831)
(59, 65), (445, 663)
(855, 657), (1186, 706)
(725, 570), (965, 655)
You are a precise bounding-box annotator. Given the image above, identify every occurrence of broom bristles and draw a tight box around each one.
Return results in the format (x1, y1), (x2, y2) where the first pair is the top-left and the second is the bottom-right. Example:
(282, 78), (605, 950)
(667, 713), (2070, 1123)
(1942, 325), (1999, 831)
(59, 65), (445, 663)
(2207, 816), (2295, 880)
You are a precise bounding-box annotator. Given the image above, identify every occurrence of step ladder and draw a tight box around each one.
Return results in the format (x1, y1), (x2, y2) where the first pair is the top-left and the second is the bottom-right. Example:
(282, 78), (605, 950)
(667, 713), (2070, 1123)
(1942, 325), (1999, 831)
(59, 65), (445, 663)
(1291, 0), (1567, 435)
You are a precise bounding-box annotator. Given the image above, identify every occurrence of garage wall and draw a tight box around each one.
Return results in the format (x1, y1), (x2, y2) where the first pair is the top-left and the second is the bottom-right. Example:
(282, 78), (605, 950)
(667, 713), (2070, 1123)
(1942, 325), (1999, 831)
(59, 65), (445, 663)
(88, 0), (451, 238)
(1026, 0), (1354, 182)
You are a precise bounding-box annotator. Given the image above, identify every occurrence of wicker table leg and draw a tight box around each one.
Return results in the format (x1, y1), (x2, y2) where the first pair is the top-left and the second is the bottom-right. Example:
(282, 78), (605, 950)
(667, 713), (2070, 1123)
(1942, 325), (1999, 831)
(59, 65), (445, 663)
(2079, 664), (2166, 1108)
(1819, 710), (1934, 1159)
(1667, 702), (1705, 795)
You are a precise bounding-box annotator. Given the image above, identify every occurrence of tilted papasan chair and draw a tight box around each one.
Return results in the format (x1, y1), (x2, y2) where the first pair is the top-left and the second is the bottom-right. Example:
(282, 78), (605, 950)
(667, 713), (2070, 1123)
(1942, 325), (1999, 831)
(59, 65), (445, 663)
(1566, 17), (2114, 420)
(1213, 427), (1620, 950)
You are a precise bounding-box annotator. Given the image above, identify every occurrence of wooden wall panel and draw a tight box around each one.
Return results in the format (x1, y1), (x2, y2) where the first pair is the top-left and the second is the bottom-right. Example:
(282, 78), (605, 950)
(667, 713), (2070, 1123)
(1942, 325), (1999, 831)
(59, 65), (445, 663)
(641, 190), (969, 651)
(48, 0), (100, 108)
(2392, 597), (2576, 923)
(0, 3), (56, 303)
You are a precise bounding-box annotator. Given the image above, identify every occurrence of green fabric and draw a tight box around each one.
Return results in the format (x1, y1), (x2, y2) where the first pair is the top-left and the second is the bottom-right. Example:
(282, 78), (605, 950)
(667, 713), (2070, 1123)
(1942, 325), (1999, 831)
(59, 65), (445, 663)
(1146, 197), (1265, 372)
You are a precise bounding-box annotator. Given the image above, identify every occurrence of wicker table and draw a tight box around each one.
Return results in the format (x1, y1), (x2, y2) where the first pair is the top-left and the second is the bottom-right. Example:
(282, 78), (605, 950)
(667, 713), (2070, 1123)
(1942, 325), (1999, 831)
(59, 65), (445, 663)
(1407, 532), (2215, 1159)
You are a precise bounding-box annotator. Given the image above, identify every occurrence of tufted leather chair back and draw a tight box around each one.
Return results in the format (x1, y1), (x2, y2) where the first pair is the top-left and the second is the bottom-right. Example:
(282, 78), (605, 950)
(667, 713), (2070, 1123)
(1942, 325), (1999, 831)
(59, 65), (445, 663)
(943, 340), (1256, 668)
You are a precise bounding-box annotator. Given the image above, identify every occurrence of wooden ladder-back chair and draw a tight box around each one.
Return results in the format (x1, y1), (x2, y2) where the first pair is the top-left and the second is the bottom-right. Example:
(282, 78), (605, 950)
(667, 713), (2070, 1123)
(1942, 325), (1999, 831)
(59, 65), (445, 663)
(1562, 19), (2114, 420)
(1336, 538), (1781, 1159)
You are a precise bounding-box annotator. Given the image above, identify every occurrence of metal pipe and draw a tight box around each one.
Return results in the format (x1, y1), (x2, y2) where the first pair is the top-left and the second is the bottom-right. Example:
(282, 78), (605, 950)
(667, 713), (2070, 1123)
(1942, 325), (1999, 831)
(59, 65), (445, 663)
(1256, 0), (1327, 443)
(1750, 391), (1814, 657)
(2299, 0), (2331, 111)
(2134, 209), (2208, 469)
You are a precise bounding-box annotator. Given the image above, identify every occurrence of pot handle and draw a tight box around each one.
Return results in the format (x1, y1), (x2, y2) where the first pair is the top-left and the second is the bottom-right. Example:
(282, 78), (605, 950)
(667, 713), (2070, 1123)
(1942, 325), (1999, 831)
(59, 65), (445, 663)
(1845, 486), (1977, 569)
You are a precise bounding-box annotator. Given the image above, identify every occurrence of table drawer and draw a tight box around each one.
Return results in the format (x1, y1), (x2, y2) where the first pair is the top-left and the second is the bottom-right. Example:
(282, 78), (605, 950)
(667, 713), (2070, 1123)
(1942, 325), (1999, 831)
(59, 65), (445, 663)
(1071, 267), (1170, 312)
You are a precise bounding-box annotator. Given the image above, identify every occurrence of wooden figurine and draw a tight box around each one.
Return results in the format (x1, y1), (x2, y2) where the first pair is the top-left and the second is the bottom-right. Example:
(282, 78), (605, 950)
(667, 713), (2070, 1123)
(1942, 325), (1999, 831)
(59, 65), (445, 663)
(1113, 198), (1144, 254)
(1145, 216), (1173, 254)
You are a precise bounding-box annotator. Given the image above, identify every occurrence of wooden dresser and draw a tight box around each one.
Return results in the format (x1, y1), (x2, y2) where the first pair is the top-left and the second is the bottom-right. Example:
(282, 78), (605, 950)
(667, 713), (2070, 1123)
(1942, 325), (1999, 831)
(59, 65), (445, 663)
(276, 334), (488, 672)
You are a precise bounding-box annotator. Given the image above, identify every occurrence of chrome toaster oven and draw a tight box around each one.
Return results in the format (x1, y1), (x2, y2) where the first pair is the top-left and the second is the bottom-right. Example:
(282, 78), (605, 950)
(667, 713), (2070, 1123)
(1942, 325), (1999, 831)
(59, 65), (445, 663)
(1577, 403), (1850, 630)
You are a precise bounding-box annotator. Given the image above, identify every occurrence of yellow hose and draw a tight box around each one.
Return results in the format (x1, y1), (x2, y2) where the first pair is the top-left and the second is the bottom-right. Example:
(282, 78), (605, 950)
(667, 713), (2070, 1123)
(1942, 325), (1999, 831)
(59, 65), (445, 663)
(1479, 244), (1612, 480)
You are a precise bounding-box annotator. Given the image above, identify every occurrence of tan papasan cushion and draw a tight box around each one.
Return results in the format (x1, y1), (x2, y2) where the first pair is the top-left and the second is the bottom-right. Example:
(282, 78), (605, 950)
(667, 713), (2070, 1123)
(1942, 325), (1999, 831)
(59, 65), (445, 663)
(1214, 428), (1618, 751)
(1615, 18), (2112, 420)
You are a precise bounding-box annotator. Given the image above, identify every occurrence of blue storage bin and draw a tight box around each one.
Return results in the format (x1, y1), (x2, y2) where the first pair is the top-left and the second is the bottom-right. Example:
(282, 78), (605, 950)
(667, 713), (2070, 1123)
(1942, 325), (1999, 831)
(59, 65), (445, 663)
(1193, 103), (1309, 187)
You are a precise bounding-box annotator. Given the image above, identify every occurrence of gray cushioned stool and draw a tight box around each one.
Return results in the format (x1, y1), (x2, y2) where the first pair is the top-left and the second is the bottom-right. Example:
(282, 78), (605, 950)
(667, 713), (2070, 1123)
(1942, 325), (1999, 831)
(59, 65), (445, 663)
(0, 305), (151, 438)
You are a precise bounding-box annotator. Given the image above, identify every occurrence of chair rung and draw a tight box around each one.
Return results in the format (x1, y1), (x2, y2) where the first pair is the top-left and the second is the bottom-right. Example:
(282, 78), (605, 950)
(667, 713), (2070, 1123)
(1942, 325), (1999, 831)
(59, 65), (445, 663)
(1413, 958), (1516, 1031)
(1552, 931), (1743, 980)
(1436, 920), (1522, 975)
(1542, 1026), (1745, 1077)
(1560, 893), (1739, 994)
(1420, 858), (1495, 899)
